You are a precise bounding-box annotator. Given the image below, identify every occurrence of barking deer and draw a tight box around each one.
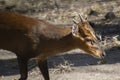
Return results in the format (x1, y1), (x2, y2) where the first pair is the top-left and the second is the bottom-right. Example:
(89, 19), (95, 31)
(0, 11), (105, 80)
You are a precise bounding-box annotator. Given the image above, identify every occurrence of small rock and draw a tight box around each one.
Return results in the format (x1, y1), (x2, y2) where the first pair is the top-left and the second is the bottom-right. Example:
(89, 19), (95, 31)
(5, 5), (16, 10)
(89, 9), (99, 16)
(105, 12), (116, 20)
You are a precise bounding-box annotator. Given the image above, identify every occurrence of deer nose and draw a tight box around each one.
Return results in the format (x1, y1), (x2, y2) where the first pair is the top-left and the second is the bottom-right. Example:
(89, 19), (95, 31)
(101, 52), (106, 58)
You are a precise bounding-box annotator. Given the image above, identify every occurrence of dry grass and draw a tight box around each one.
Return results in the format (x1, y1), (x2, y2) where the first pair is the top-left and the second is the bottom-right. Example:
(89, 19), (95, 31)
(100, 35), (120, 50)
(51, 60), (74, 74)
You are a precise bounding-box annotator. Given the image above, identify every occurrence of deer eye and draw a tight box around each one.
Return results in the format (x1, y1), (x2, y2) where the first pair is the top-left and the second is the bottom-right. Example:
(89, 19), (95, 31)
(85, 38), (91, 42)
(85, 38), (95, 45)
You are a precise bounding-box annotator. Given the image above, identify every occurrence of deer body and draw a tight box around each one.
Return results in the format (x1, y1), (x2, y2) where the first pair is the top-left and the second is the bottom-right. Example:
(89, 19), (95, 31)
(0, 11), (105, 80)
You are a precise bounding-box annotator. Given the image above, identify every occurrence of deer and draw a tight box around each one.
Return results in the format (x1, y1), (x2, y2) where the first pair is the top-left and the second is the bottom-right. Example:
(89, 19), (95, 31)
(0, 11), (105, 80)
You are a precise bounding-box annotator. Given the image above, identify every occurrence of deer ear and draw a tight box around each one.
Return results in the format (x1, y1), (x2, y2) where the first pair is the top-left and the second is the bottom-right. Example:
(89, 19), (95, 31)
(72, 25), (79, 37)
(78, 13), (86, 22)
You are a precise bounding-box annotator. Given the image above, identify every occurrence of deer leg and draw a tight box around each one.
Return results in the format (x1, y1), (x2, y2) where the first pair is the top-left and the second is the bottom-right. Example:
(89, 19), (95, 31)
(37, 59), (50, 80)
(17, 56), (28, 80)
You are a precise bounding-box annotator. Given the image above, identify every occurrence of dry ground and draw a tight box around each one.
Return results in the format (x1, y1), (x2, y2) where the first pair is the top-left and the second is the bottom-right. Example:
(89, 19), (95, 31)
(0, 48), (120, 80)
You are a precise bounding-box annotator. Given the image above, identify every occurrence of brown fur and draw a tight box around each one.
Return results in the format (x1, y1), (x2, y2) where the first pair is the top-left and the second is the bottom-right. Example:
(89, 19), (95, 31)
(0, 11), (104, 80)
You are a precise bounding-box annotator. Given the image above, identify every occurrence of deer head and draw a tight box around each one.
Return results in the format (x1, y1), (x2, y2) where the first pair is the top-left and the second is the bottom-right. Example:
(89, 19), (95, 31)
(72, 14), (105, 58)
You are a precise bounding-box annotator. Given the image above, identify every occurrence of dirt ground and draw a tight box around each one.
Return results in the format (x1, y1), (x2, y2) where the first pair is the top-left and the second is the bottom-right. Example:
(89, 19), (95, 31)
(0, 0), (120, 80)
(0, 49), (120, 80)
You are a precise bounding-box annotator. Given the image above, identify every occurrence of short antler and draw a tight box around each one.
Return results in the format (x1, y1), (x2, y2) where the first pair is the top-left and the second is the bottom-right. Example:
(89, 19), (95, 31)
(78, 13), (86, 22)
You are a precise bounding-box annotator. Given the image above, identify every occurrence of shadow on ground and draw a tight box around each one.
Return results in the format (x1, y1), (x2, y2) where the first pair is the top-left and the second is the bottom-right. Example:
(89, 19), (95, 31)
(90, 18), (120, 37)
(0, 47), (120, 76)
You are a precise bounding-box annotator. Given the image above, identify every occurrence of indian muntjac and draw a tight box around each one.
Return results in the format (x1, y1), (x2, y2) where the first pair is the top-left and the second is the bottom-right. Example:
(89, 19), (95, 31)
(0, 11), (105, 80)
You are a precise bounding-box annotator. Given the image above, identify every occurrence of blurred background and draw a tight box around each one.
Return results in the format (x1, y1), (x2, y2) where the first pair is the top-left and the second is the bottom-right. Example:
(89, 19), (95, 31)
(0, 0), (120, 24)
